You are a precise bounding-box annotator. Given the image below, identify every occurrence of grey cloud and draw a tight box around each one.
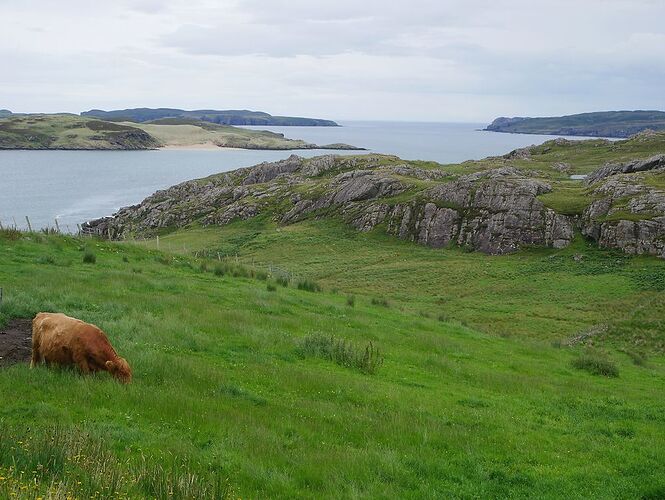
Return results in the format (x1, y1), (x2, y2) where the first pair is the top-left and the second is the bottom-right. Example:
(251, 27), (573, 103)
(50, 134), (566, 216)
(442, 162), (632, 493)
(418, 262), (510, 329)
(1, 0), (664, 121)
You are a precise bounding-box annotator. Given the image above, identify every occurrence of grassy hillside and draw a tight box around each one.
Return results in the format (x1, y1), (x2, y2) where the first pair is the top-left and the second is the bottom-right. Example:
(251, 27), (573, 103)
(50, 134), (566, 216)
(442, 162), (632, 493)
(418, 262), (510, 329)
(0, 114), (160, 150)
(0, 229), (664, 498)
(135, 217), (665, 352)
(485, 110), (665, 138)
(82, 108), (339, 126)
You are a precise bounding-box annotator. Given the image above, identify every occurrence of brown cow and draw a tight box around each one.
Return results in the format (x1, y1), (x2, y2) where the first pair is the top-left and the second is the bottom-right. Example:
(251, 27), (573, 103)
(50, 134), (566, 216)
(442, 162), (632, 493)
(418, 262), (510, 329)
(31, 312), (132, 384)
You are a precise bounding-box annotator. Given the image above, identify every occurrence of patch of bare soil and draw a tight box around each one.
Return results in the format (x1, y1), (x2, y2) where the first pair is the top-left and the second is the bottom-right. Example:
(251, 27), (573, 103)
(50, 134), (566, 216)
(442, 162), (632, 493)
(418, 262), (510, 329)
(0, 318), (32, 367)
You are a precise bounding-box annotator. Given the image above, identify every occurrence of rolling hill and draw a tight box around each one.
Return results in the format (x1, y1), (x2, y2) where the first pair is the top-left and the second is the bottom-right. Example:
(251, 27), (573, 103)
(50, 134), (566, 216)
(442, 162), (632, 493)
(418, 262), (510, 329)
(82, 107), (339, 126)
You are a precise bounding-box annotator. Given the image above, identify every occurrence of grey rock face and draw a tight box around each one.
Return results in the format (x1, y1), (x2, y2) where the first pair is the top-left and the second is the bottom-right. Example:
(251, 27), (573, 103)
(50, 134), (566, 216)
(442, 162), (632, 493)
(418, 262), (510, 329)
(372, 168), (575, 254)
(581, 168), (665, 258)
(585, 154), (665, 185)
(242, 155), (304, 185)
(551, 162), (571, 173)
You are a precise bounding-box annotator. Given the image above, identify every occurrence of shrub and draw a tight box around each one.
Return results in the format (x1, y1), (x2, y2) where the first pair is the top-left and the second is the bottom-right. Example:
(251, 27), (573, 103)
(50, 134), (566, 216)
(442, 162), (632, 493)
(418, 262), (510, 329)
(82, 250), (96, 264)
(199, 262), (208, 273)
(122, 256), (129, 263)
(276, 276), (289, 287)
(213, 264), (225, 276)
(0, 228), (22, 241)
(297, 333), (384, 374)
(297, 279), (322, 292)
(255, 270), (268, 281)
(38, 255), (56, 265)
(437, 313), (449, 322)
(266, 283), (277, 292)
(346, 295), (355, 307)
(571, 350), (619, 377)
(231, 266), (249, 278)
(155, 255), (172, 265)
(371, 297), (389, 308)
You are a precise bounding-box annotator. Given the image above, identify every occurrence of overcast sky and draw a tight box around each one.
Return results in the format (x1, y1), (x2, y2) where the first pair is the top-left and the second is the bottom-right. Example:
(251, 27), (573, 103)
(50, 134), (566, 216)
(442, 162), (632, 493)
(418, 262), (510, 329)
(1, 0), (664, 122)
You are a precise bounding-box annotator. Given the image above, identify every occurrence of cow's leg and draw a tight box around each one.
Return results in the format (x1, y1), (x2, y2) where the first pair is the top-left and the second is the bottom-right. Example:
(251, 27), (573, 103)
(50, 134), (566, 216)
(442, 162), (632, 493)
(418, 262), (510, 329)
(30, 339), (41, 368)
(72, 351), (91, 374)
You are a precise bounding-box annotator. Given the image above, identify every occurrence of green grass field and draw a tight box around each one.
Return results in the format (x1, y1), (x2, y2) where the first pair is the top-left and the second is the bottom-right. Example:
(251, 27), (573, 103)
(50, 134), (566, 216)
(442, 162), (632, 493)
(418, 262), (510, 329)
(0, 227), (664, 498)
(139, 217), (665, 352)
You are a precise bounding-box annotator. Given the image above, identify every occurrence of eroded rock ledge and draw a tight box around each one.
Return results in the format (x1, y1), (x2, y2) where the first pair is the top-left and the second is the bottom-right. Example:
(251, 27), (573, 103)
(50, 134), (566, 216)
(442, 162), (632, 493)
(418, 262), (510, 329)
(83, 152), (665, 257)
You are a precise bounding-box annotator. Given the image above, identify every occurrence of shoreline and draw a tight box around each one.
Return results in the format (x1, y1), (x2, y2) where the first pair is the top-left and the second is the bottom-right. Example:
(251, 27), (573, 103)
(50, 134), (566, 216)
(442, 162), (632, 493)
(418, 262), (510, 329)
(158, 142), (234, 151)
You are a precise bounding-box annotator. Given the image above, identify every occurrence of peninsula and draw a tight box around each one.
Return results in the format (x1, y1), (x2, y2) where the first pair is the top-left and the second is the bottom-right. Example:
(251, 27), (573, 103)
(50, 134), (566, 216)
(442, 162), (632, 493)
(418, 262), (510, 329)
(0, 113), (361, 150)
(485, 110), (665, 138)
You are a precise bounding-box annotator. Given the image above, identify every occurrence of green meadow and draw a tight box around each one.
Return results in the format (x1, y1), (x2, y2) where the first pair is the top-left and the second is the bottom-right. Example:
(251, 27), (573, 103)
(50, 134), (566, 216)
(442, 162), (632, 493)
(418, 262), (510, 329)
(0, 226), (664, 498)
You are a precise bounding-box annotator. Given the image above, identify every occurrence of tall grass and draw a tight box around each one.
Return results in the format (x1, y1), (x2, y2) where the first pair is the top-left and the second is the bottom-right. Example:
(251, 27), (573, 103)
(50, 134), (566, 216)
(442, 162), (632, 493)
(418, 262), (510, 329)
(83, 250), (97, 264)
(296, 278), (322, 292)
(0, 425), (232, 499)
(297, 333), (384, 374)
(571, 349), (619, 377)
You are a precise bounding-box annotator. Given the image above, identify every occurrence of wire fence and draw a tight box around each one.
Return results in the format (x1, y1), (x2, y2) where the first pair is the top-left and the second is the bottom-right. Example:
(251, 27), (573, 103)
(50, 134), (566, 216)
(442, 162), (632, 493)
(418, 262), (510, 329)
(0, 216), (304, 283)
(0, 215), (83, 235)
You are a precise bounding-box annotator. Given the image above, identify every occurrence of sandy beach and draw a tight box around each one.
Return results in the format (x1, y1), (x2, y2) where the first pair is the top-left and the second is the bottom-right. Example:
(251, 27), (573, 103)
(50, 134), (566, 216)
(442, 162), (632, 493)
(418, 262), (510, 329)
(158, 142), (223, 151)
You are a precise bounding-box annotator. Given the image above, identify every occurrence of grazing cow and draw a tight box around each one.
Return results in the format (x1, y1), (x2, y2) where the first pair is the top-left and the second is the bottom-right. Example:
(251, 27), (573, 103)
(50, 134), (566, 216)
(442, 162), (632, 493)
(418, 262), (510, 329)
(31, 312), (132, 384)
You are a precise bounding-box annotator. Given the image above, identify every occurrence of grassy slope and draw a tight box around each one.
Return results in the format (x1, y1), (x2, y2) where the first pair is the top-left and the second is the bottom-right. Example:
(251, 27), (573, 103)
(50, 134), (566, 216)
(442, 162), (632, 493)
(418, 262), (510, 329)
(141, 217), (665, 352)
(0, 114), (159, 150)
(1, 231), (664, 498)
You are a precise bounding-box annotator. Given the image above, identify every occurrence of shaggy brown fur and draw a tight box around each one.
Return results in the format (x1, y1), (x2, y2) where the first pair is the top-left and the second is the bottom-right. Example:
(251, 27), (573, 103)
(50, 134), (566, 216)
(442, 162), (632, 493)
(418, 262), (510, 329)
(31, 312), (132, 384)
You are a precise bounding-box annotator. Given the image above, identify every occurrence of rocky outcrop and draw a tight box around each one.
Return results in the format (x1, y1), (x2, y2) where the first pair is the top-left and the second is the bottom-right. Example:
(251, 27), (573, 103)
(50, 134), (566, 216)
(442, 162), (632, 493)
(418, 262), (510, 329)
(82, 152), (664, 257)
(585, 155), (665, 185)
(581, 157), (665, 258)
(359, 168), (575, 254)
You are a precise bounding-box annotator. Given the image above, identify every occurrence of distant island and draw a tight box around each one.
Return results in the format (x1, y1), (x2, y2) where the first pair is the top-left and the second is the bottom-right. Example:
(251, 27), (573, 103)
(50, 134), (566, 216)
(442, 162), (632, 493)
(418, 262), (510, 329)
(0, 113), (361, 151)
(82, 108), (339, 127)
(484, 110), (665, 138)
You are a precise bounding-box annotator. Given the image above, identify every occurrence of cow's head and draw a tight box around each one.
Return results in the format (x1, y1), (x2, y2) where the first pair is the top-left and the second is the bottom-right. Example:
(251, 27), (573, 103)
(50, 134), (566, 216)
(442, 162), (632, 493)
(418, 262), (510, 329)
(106, 358), (132, 384)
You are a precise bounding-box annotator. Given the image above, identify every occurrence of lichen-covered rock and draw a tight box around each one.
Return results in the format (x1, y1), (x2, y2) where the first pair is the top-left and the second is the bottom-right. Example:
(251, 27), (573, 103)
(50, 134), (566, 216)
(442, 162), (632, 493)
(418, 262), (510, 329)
(366, 168), (575, 254)
(242, 155), (304, 185)
(581, 164), (665, 258)
(585, 154), (665, 185)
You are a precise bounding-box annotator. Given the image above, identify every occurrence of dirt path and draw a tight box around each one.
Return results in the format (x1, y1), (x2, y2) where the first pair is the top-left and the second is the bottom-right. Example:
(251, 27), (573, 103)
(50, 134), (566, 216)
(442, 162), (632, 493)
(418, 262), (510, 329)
(0, 318), (32, 366)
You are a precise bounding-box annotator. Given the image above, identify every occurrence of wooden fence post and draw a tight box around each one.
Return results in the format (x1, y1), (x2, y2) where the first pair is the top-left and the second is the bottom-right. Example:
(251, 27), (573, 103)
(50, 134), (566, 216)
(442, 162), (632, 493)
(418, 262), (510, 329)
(54, 219), (60, 233)
(156, 235), (160, 249)
(25, 216), (32, 232)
